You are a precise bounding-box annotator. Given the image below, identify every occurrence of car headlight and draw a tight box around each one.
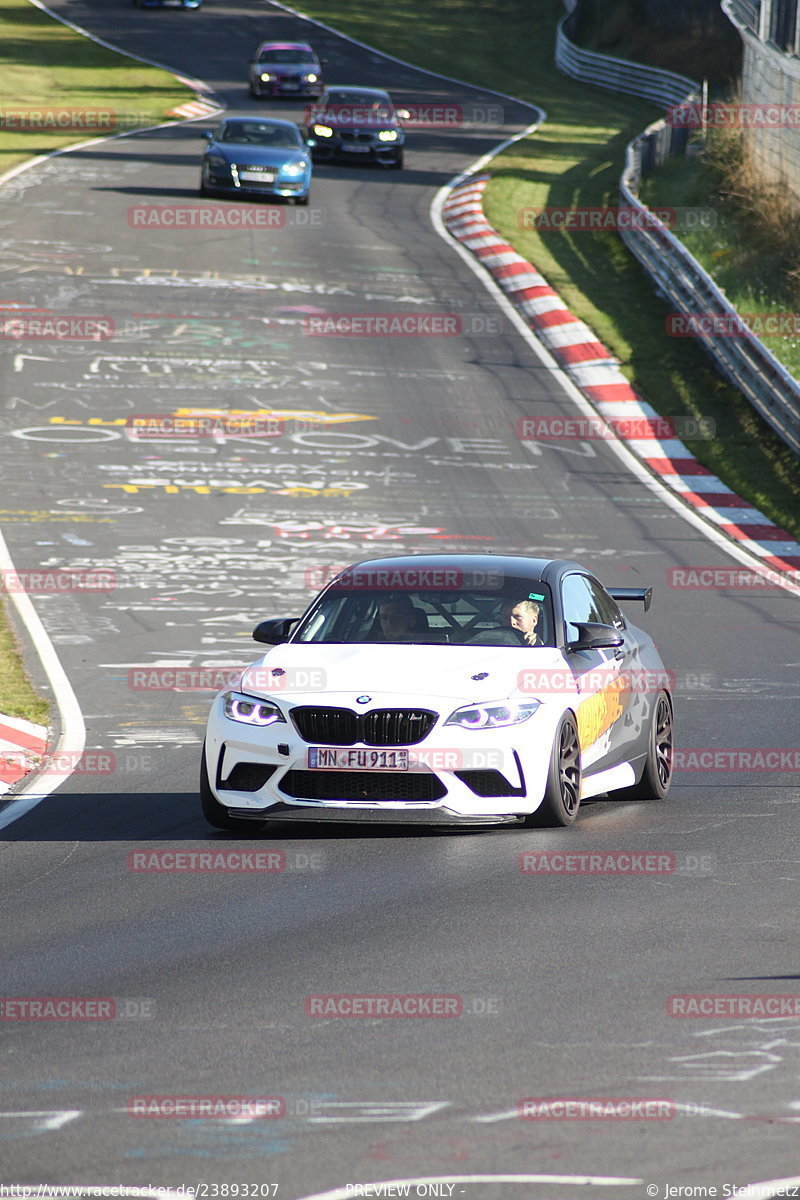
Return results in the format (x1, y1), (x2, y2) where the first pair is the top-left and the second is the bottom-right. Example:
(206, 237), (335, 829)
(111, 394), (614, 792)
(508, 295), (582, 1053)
(260, 72), (272, 81)
(312, 123), (334, 137)
(280, 161), (308, 176)
(378, 130), (398, 142)
(444, 700), (541, 729)
(206, 155), (227, 167)
(223, 691), (285, 726)
(304, 73), (318, 82)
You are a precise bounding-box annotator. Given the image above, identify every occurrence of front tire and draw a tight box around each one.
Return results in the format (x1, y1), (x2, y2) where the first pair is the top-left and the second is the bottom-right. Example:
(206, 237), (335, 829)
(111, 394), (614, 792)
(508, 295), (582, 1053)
(526, 713), (582, 827)
(200, 742), (265, 832)
(613, 692), (673, 801)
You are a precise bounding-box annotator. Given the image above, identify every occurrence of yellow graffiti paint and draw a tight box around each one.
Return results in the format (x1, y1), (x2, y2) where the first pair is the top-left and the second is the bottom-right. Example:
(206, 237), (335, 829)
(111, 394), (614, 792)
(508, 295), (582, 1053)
(48, 409), (374, 428)
(175, 407), (374, 425)
(102, 484), (360, 497)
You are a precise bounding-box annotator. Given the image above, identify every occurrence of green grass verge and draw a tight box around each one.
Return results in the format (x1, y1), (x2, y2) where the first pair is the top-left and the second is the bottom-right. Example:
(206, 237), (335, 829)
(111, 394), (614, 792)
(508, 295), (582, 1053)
(640, 145), (800, 376)
(0, 0), (197, 176)
(0, 1), (196, 728)
(296, 0), (800, 539)
(0, 599), (50, 724)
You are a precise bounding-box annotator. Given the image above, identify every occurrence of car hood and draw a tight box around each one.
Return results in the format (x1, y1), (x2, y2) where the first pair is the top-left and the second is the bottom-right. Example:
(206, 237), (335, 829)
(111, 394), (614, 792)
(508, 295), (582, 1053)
(240, 642), (566, 703)
(209, 144), (306, 166)
(318, 117), (397, 131)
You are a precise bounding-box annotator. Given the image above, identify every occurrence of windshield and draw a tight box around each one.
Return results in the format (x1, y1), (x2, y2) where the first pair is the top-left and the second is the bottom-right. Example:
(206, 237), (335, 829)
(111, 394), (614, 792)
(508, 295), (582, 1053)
(217, 123), (302, 148)
(320, 92), (393, 119)
(258, 48), (316, 63)
(292, 577), (554, 647)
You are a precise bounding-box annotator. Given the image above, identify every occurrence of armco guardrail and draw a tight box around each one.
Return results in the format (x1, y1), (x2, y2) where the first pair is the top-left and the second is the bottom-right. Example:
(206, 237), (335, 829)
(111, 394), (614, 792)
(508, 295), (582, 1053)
(554, 3), (800, 456)
(554, 8), (699, 109)
(620, 152), (800, 456)
(723, 0), (761, 37)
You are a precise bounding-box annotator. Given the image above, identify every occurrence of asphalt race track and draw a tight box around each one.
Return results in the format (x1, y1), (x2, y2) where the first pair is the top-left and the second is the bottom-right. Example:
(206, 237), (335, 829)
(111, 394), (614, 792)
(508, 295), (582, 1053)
(1, 1), (799, 1195)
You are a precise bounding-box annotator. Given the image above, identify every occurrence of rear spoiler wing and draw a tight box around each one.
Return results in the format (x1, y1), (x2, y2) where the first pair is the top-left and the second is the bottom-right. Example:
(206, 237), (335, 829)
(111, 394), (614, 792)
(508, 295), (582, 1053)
(608, 587), (652, 613)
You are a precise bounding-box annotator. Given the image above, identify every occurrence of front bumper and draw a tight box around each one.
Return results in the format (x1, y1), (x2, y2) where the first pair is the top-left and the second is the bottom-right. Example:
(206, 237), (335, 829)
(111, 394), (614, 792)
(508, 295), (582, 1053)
(252, 79), (322, 97)
(203, 168), (309, 199)
(224, 800), (521, 826)
(308, 135), (402, 163)
(204, 689), (558, 824)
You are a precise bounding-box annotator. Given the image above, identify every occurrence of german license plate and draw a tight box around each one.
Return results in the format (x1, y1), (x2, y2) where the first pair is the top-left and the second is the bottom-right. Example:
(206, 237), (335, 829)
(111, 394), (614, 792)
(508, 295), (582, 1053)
(281, 83), (300, 90)
(342, 144), (371, 152)
(308, 747), (408, 770)
(240, 170), (275, 181)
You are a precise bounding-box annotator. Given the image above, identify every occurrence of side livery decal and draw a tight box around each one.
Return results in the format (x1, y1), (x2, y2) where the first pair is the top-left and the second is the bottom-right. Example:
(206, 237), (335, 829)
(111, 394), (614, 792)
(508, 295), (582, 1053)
(575, 675), (630, 754)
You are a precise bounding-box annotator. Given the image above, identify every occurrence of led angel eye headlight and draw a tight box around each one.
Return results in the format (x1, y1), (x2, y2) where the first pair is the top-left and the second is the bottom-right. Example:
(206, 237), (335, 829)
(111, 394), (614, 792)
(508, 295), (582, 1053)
(444, 701), (541, 729)
(223, 691), (285, 726)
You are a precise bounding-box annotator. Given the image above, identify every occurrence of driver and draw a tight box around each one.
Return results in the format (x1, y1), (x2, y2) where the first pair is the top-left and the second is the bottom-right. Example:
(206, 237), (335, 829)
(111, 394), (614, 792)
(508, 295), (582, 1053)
(507, 598), (541, 646)
(377, 596), (418, 640)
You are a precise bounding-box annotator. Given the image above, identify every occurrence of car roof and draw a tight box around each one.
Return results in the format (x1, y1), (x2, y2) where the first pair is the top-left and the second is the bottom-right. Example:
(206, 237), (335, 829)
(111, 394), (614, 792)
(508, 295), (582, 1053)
(326, 554), (589, 586)
(256, 41), (315, 51)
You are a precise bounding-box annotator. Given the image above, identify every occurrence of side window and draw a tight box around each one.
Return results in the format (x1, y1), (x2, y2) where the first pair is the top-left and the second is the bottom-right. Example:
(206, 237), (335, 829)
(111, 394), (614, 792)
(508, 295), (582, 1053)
(585, 576), (625, 629)
(561, 574), (601, 642)
(561, 574), (622, 642)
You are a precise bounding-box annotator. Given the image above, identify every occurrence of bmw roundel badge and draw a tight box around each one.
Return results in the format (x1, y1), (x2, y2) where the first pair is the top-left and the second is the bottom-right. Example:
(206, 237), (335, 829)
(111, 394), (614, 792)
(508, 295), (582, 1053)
(356, 695), (371, 704)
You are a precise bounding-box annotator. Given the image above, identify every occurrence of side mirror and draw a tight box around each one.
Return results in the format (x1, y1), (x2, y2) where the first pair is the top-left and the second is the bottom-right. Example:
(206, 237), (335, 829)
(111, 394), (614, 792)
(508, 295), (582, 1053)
(396, 108), (411, 120)
(319, 57), (328, 64)
(567, 621), (624, 652)
(253, 618), (299, 645)
(201, 129), (213, 140)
